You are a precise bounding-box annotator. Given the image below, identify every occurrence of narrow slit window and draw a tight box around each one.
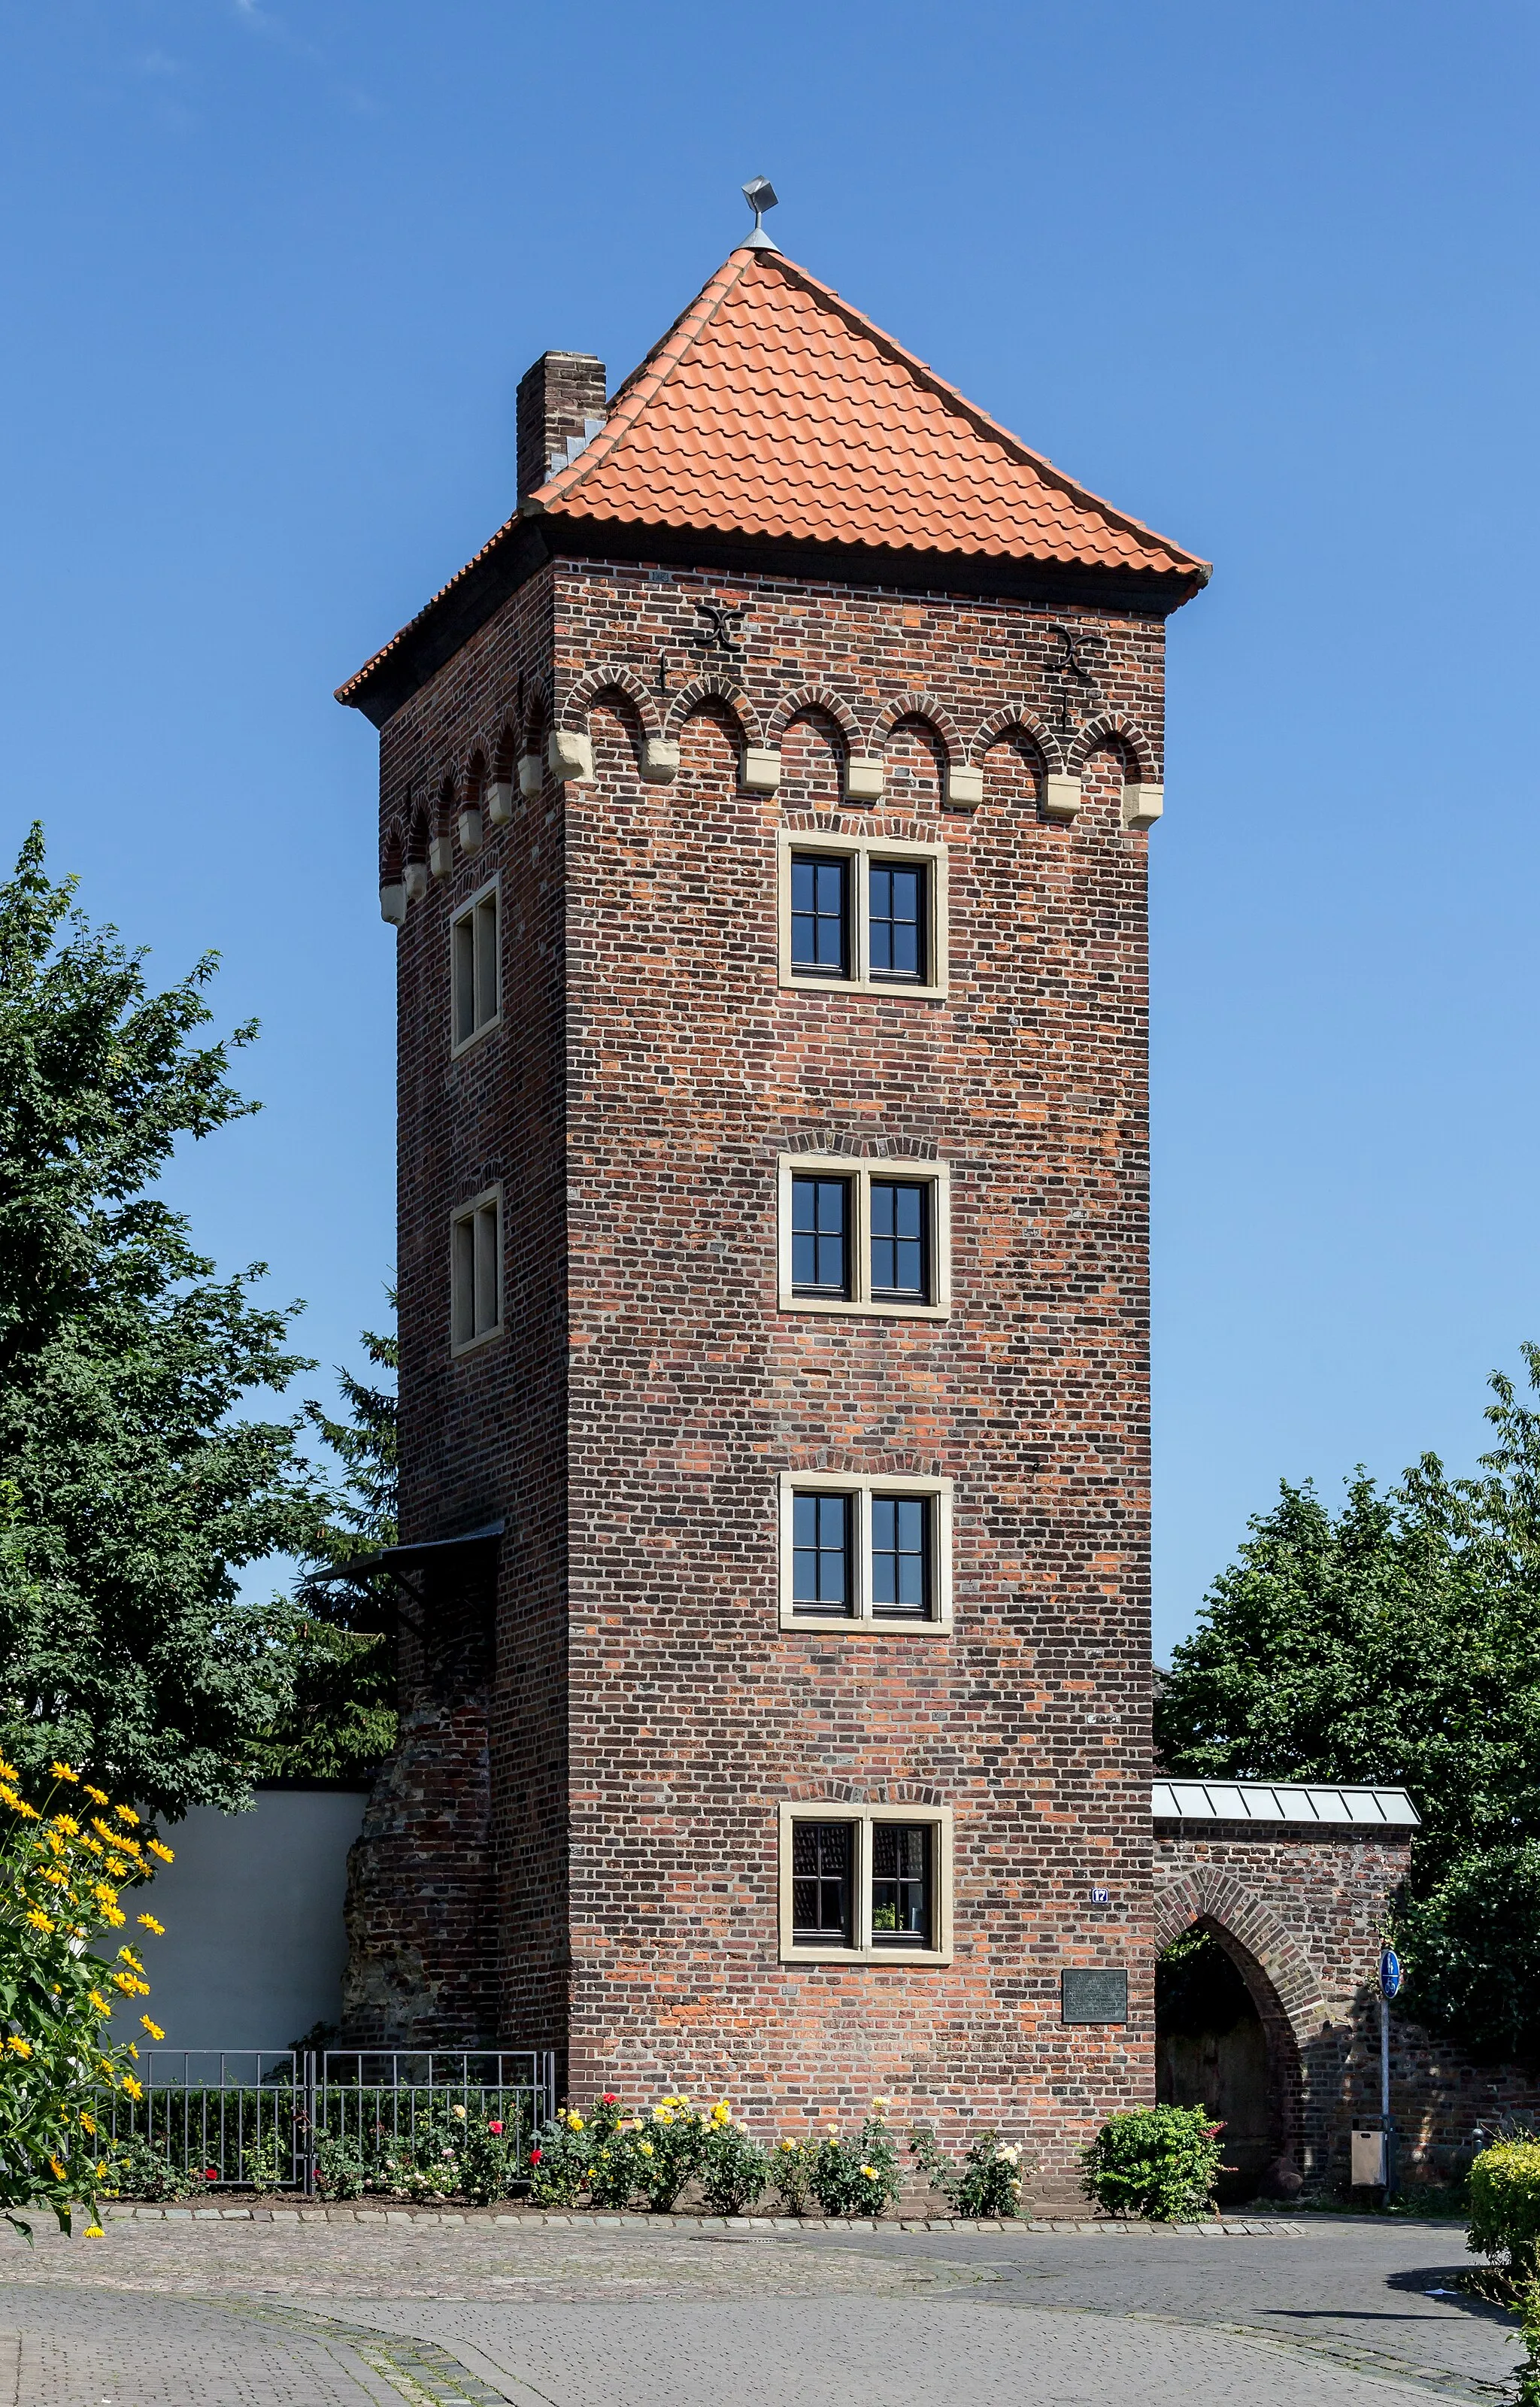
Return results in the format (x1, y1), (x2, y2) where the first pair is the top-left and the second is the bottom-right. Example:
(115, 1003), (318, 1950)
(869, 1181), (928, 1301)
(869, 861), (926, 982)
(450, 1192), (502, 1350)
(790, 854), (850, 977)
(791, 1175), (850, 1296)
(871, 1824), (933, 1945)
(793, 1492), (853, 1615)
(792, 1821), (853, 1944)
(871, 1495), (930, 1619)
(452, 885), (500, 1049)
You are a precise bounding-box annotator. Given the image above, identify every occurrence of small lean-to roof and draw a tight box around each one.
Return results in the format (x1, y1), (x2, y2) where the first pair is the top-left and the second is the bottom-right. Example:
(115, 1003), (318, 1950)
(1152, 1780), (1420, 1827)
(338, 244), (1208, 720)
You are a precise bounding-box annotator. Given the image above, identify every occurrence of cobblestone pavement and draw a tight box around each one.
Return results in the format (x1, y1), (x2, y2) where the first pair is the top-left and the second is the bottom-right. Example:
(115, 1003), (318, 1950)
(0, 2212), (1519, 2406)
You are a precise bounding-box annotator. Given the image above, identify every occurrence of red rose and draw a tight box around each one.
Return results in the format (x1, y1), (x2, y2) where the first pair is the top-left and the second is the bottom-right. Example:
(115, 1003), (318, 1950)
(487, 2120), (503, 2135)
(205, 2168), (218, 2181)
(601, 2092), (620, 2105)
(529, 2147), (543, 2164)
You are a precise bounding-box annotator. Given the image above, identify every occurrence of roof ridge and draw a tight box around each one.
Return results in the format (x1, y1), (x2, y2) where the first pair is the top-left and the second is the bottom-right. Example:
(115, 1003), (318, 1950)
(764, 251), (1205, 575)
(530, 247), (759, 513)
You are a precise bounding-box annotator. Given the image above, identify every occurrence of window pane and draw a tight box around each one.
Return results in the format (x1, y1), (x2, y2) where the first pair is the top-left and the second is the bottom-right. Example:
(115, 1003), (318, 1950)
(792, 1822), (852, 1941)
(871, 1823), (932, 1944)
(474, 895), (499, 1028)
(869, 862), (925, 981)
(451, 1215), (476, 1347)
(872, 1494), (930, 1617)
(474, 1203), (499, 1334)
(791, 1176), (850, 1295)
(452, 915), (475, 1047)
(793, 1492), (851, 1613)
(790, 854), (849, 976)
(869, 1182), (928, 1299)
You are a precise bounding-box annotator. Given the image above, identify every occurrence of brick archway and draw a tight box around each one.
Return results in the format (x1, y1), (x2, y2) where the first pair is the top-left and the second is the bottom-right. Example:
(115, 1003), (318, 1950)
(1155, 1870), (1319, 2191)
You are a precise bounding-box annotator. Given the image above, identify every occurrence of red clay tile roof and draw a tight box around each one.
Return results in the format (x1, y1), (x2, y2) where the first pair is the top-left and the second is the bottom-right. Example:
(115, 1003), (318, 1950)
(338, 247), (1206, 710)
(532, 247), (1206, 578)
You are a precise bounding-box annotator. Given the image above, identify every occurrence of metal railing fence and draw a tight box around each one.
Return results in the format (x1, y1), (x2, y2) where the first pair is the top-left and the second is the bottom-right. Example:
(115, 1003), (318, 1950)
(93, 2047), (558, 2195)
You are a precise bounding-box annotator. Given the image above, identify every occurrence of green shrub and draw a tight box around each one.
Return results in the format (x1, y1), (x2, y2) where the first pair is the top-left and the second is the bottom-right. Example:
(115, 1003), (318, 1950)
(808, 2103), (902, 2217)
(909, 2123), (1027, 2217)
(630, 2093), (708, 2211)
(1081, 2105), (1224, 2222)
(526, 2108), (593, 2208)
(1515, 2282), (1540, 2407)
(312, 2133), (369, 2200)
(698, 2114), (769, 2215)
(1469, 2141), (1540, 2283)
(105, 2134), (197, 2202)
(1396, 1847), (1540, 2065)
(768, 2135), (817, 2214)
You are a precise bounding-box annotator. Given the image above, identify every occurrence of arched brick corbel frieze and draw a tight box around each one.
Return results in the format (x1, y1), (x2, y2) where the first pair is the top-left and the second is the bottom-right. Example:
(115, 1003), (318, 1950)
(665, 672), (761, 751)
(783, 1778), (950, 1810)
(1153, 1864), (1331, 2047)
(872, 694), (975, 809)
(969, 704), (1066, 779)
(1070, 709), (1164, 830)
(554, 666), (665, 783)
(768, 685), (862, 751)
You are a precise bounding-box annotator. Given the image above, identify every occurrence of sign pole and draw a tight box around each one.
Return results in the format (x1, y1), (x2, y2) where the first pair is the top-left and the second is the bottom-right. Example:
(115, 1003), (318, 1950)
(1378, 1946), (1402, 2200)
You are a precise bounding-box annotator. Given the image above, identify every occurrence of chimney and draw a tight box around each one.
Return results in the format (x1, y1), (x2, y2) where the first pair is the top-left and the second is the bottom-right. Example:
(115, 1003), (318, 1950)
(517, 351), (608, 499)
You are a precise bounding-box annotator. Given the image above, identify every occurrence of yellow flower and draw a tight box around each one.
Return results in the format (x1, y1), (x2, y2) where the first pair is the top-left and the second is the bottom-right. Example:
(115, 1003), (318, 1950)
(121, 2075), (143, 2102)
(5, 2035), (32, 2058)
(127, 2041), (139, 2059)
(114, 1804), (139, 1826)
(48, 2156), (65, 2181)
(83, 2223), (105, 2238)
(79, 2112), (96, 2135)
(638, 2140), (654, 2157)
(97, 2059), (115, 2081)
(50, 1815), (80, 1838)
(0, 1756), (17, 1780)
(147, 1840), (174, 1864)
(778, 2138), (798, 2154)
(137, 1915), (165, 1936)
(140, 2017), (164, 2041)
(91, 1817), (115, 1843)
(566, 2112), (584, 2131)
(89, 1989), (111, 2014)
(77, 1835), (102, 1857)
(85, 1786), (110, 1808)
(93, 1884), (118, 1908)
(860, 2165), (878, 2179)
(0, 1787), (20, 1812)
(102, 1908), (126, 1928)
(105, 1859), (129, 1881)
(38, 1868), (65, 1888)
(711, 2099), (731, 2125)
(450, 2104), (466, 2120)
(118, 1947), (145, 1971)
(11, 1799), (40, 1821)
(49, 1763), (79, 1784)
(25, 1908), (53, 1935)
(870, 2096), (891, 2112)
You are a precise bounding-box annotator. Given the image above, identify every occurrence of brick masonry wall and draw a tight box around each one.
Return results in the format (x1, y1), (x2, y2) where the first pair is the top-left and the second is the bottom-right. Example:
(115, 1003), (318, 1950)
(362, 551), (1169, 2186)
(1155, 1824), (1540, 2188)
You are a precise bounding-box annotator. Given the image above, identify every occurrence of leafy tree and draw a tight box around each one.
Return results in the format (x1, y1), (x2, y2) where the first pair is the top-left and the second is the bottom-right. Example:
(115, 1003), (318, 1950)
(0, 827), (320, 1817)
(252, 1318), (399, 1786)
(1157, 1346), (1540, 2058)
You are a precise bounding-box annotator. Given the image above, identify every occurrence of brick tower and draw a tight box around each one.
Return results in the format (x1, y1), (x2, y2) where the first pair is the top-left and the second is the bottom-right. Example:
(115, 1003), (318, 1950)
(336, 227), (1208, 2182)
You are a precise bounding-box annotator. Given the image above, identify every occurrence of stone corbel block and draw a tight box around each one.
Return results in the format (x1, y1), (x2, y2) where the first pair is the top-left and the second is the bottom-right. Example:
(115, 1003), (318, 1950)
(844, 754), (885, 803)
(378, 882), (406, 926)
(456, 806), (484, 855)
(1122, 782), (1163, 832)
(485, 779), (514, 826)
(403, 862), (429, 905)
(742, 748), (781, 794)
(1043, 775), (1082, 821)
(549, 730), (594, 782)
(429, 835), (454, 878)
(944, 764), (984, 811)
(518, 752), (543, 799)
(641, 737), (679, 783)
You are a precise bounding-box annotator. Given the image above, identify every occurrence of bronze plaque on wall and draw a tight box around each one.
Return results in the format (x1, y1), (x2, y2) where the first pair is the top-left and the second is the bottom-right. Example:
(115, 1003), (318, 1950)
(1061, 1968), (1128, 2024)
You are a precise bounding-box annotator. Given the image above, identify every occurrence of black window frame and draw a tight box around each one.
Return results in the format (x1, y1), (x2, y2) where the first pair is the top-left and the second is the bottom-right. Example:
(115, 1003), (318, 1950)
(791, 1820), (854, 1945)
(791, 1490), (854, 1617)
(790, 1173), (853, 1298)
(788, 851), (852, 980)
(867, 857), (928, 985)
(868, 1179), (930, 1302)
(869, 1492), (932, 1620)
(870, 1822), (934, 1947)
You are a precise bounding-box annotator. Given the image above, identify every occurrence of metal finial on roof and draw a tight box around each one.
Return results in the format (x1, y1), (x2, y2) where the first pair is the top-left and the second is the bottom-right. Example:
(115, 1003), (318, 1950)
(741, 176), (781, 253)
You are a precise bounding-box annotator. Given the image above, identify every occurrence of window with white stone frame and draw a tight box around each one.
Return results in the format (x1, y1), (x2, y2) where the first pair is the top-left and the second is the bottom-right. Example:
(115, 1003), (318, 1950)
(450, 1187), (502, 1354)
(777, 829), (948, 998)
(450, 877), (501, 1055)
(778, 1472), (953, 1630)
(777, 1155), (950, 1319)
(778, 1803), (953, 1963)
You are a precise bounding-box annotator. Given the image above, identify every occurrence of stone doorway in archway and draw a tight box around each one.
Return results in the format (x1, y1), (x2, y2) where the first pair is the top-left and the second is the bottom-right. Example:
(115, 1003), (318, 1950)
(1156, 1926), (1273, 2200)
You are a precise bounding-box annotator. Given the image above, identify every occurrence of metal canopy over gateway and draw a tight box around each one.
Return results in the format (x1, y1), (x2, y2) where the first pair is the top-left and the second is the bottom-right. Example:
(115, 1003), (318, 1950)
(1152, 1780), (1420, 1826)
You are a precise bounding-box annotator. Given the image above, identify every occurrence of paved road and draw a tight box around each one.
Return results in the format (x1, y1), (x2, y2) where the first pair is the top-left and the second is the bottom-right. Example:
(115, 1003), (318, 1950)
(0, 2211), (1518, 2405)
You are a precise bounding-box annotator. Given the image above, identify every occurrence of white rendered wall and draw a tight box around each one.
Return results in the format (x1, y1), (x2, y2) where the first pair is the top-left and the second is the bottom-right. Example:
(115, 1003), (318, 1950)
(135, 1789), (368, 2049)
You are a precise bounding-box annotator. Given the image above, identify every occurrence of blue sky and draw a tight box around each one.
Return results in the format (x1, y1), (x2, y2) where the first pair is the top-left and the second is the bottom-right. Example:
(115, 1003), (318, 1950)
(3, 0), (1535, 1659)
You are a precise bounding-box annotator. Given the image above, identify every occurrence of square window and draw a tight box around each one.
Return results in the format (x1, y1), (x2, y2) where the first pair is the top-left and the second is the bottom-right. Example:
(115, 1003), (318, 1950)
(790, 1175), (851, 1298)
(778, 833), (947, 997)
(451, 881), (500, 1053)
(868, 861), (926, 982)
(450, 1188), (502, 1352)
(778, 1157), (950, 1318)
(779, 1804), (953, 1962)
(790, 854), (849, 976)
(869, 1181), (929, 1301)
(779, 1474), (951, 1630)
